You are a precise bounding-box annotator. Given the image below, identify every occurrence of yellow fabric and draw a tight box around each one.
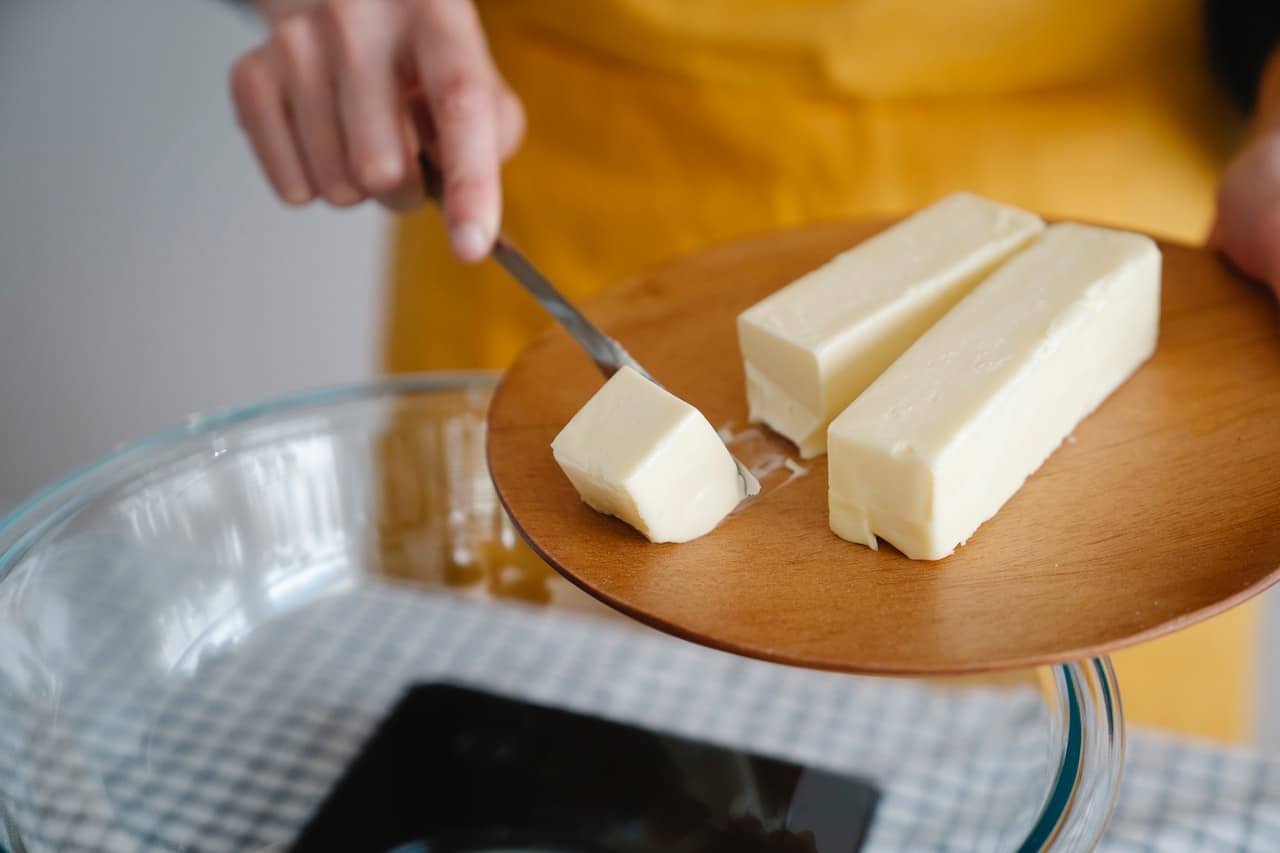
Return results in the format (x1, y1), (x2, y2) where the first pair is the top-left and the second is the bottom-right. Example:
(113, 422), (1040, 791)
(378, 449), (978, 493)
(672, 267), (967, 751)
(385, 0), (1258, 743)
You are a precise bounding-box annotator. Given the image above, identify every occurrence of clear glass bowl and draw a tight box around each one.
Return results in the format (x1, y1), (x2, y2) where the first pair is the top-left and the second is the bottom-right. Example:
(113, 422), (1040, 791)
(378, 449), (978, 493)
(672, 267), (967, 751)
(0, 374), (1123, 852)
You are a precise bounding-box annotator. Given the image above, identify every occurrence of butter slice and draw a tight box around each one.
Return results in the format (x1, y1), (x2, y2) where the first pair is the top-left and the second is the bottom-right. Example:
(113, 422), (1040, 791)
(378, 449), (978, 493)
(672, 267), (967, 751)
(828, 222), (1161, 560)
(552, 366), (746, 543)
(738, 192), (1044, 458)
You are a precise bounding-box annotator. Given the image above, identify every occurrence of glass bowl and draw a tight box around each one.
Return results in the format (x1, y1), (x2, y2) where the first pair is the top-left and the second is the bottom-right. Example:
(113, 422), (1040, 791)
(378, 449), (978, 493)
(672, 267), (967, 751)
(0, 373), (1123, 852)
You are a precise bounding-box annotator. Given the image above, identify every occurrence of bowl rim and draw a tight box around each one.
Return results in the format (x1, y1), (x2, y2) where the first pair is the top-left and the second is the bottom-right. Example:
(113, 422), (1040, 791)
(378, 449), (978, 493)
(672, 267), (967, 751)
(0, 371), (499, 574)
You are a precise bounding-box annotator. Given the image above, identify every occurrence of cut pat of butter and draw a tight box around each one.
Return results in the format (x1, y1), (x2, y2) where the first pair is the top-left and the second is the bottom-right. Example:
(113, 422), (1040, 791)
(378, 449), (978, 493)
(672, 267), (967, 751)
(738, 192), (1044, 458)
(828, 222), (1161, 560)
(552, 366), (747, 543)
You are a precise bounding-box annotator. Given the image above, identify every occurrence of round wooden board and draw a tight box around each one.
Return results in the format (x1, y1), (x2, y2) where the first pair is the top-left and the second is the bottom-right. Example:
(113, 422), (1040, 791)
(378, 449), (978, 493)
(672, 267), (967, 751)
(487, 219), (1280, 675)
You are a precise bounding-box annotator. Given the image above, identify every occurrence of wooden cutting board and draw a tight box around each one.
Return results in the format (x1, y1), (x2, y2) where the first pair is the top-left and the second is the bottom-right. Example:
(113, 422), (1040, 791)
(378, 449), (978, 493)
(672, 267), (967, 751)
(487, 218), (1280, 675)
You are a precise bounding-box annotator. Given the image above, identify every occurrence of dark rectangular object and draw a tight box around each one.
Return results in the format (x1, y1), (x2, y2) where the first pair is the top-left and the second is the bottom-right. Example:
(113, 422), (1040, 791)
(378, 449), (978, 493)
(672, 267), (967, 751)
(291, 683), (879, 853)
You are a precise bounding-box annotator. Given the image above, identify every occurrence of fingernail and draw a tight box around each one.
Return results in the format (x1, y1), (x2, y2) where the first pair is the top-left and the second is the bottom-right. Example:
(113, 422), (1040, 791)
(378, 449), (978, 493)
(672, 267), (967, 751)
(450, 222), (489, 262)
(330, 184), (362, 206)
(283, 186), (312, 206)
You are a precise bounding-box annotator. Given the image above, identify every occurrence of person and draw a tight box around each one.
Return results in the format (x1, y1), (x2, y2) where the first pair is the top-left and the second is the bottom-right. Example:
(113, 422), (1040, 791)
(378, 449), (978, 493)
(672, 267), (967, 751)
(230, 0), (1280, 743)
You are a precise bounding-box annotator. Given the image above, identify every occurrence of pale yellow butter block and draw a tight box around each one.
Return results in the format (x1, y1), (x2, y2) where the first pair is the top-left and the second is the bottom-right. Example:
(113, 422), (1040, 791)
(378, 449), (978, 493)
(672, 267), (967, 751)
(551, 366), (746, 543)
(828, 222), (1162, 560)
(737, 192), (1044, 458)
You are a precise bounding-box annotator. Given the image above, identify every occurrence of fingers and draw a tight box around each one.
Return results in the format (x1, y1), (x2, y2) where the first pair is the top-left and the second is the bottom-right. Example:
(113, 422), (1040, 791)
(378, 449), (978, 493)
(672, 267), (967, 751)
(274, 12), (362, 206)
(495, 79), (526, 161)
(228, 0), (527, 248)
(1212, 132), (1280, 296)
(230, 48), (314, 205)
(1216, 203), (1280, 294)
(326, 0), (425, 210)
(410, 0), (504, 260)
(431, 73), (500, 260)
(1254, 203), (1280, 290)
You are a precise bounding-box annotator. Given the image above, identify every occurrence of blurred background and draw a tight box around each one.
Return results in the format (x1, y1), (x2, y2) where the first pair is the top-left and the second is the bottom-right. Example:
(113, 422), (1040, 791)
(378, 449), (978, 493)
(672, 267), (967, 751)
(3, 0), (1280, 753)
(0, 0), (385, 514)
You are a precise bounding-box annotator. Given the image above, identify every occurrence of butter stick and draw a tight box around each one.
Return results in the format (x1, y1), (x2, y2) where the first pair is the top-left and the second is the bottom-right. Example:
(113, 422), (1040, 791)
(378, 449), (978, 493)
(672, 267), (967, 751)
(738, 192), (1044, 457)
(828, 222), (1161, 560)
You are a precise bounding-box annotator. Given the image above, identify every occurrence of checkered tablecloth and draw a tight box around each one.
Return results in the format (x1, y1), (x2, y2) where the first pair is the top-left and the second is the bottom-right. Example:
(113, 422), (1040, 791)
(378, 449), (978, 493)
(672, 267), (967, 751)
(2, 568), (1279, 852)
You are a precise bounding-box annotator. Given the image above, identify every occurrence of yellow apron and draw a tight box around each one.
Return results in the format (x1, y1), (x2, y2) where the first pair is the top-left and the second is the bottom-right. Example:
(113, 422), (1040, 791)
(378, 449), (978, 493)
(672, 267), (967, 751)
(385, 0), (1256, 743)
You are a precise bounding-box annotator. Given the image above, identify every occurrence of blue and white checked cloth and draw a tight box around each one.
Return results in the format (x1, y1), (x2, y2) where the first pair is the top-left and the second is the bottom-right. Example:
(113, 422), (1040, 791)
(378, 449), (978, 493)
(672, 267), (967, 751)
(3, 572), (1280, 852)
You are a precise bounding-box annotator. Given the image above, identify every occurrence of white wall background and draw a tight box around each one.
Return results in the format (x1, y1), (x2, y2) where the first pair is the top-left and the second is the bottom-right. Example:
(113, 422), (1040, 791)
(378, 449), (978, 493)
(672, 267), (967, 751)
(0, 0), (386, 514)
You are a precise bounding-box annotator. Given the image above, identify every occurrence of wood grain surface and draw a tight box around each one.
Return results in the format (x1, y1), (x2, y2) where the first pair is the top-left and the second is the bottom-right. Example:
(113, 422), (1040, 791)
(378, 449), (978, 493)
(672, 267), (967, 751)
(487, 219), (1280, 675)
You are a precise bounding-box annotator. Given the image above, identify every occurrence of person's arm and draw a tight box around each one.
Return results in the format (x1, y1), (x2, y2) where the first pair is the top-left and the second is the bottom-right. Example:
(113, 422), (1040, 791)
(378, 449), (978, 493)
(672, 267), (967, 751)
(1207, 4), (1280, 293)
(228, 0), (524, 262)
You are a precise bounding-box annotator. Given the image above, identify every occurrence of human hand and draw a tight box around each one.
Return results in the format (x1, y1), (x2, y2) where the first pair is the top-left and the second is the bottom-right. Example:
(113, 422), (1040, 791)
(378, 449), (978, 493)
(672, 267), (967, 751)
(1209, 49), (1280, 298)
(230, 0), (524, 261)
(1209, 128), (1280, 296)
